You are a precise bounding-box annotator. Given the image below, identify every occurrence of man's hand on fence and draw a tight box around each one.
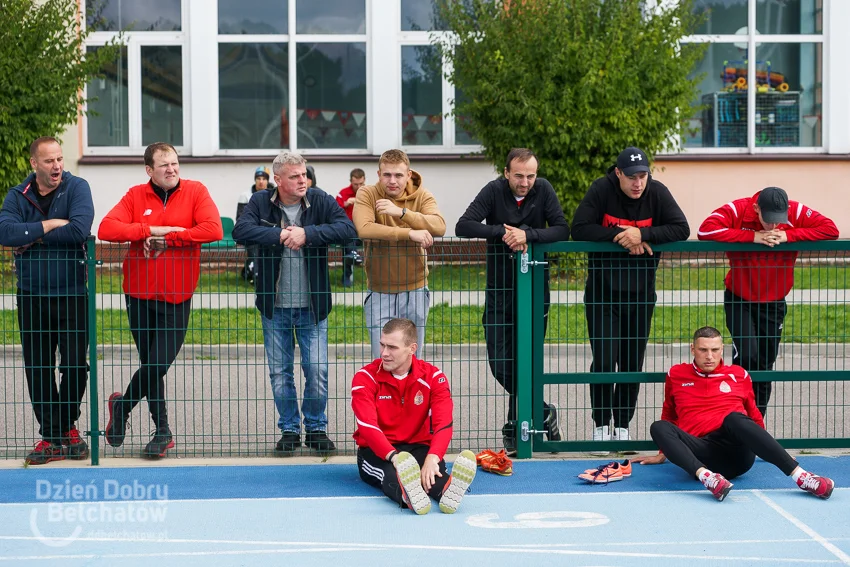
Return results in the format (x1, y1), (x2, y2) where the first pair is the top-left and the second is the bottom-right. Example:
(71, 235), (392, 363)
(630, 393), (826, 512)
(149, 226), (186, 237)
(144, 236), (167, 258)
(409, 229), (433, 248)
(761, 229), (787, 246)
(503, 224), (527, 252)
(614, 226), (643, 249)
(627, 242), (653, 256)
(280, 226), (306, 250)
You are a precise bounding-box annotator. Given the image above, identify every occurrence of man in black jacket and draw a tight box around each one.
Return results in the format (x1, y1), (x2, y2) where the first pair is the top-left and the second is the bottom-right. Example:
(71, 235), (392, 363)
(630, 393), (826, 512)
(456, 148), (571, 455)
(572, 147), (689, 449)
(233, 152), (356, 455)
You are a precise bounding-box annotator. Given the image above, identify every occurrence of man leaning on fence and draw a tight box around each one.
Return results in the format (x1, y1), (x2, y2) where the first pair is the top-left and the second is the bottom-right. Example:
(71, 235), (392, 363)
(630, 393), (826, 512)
(233, 151), (356, 455)
(98, 142), (223, 458)
(455, 148), (571, 455)
(635, 326), (834, 502)
(353, 149), (446, 360)
(351, 318), (477, 514)
(697, 186), (838, 417)
(571, 146), (689, 448)
(0, 137), (94, 465)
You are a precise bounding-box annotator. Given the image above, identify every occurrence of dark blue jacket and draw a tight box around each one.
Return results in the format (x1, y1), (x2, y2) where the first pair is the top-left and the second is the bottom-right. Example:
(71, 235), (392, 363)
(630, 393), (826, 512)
(0, 172), (94, 295)
(232, 187), (356, 322)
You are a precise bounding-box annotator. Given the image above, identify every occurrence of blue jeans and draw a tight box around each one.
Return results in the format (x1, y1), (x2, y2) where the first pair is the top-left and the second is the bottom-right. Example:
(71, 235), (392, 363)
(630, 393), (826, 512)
(261, 307), (329, 433)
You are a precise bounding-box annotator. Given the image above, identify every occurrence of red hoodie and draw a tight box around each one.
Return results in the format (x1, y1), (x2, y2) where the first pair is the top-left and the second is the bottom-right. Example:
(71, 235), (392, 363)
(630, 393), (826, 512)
(662, 361), (764, 438)
(697, 191), (838, 302)
(98, 180), (223, 303)
(335, 185), (356, 220)
(351, 356), (453, 460)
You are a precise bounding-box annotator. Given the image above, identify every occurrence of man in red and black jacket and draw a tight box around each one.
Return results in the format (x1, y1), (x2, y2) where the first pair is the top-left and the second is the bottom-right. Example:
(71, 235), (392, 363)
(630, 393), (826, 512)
(698, 187), (838, 417)
(351, 318), (477, 515)
(98, 142), (223, 459)
(571, 147), (690, 446)
(335, 168), (366, 287)
(636, 326), (834, 502)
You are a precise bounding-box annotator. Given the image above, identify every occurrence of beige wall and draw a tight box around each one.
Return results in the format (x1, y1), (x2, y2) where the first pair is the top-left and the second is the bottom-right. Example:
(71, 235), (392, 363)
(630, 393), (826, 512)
(653, 159), (850, 238)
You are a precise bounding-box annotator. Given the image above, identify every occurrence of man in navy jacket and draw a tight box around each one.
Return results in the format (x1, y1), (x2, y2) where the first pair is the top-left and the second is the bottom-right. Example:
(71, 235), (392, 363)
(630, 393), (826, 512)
(0, 137), (94, 465)
(233, 151), (356, 455)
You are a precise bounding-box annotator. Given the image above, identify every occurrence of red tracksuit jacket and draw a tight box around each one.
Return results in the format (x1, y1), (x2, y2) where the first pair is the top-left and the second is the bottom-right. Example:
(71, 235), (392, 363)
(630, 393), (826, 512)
(662, 361), (764, 438)
(697, 191), (838, 302)
(335, 185), (356, 221)
(351, 356), (453, 460)
(98, 179), (223, 304)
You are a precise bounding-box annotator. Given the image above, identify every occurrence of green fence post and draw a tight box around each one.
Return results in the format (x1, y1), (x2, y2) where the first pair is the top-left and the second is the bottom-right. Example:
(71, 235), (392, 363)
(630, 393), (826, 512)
(86, 236), (101, 465)
(515, 245), (534, 459)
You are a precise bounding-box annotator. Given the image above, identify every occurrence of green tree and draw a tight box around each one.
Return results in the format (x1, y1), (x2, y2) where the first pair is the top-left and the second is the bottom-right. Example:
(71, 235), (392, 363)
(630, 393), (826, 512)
(0, 0), (123, 196)
(437, 0), (706, 217)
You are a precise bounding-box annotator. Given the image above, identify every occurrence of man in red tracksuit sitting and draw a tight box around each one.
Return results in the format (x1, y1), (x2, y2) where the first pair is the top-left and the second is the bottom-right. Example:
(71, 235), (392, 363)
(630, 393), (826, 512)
(636, 326), (834, 502)
(698, 187), (838, 417)
(351, 318), (477, 515)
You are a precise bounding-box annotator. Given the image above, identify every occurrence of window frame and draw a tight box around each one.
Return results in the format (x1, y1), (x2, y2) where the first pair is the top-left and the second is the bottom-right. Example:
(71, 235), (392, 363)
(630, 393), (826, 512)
(82, 0), (189, 156)
(673, 0), (833, 155)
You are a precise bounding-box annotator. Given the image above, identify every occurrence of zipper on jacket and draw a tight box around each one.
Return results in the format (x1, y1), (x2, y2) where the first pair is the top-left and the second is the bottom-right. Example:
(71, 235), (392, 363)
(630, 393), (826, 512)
(163, 192), (168, 211)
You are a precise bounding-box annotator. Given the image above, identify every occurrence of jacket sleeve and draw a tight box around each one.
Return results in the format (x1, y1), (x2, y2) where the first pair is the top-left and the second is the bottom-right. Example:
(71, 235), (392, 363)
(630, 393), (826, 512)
(785, 202), (839, 242)
(697, 200), (753, 242)
(455, 183), (504, 239)
(400, 190), (446, 236)
(742, 370), (766, 428)
(0, 191), (46, 247)
(353, 187), (410, 241)
(570, 182), (623, 242)
(232, 192), (284, 246)
(41, 179), (95, 245)
(525, 181), (571, 243)
(641, 183), (690, 244)
(165, 184), (223, 245)
(427, 366), (454, 459)
(351, 367), (396, 459)
(660, 371), (678, 425)
(98, 188), (151, 243)
(304, 192), (358, 245)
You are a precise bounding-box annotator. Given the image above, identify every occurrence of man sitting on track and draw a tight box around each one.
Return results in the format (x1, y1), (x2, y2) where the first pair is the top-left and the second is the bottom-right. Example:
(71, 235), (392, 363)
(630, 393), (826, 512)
(351, 318), (477, 514)
(636, 326), (834, 502)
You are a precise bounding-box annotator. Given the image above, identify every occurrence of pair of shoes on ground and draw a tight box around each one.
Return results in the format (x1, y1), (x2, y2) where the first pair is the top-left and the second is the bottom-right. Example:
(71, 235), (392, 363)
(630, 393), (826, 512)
(578, 459), (632, 484)
(502, 403), (563, 456)
(24, 427), (90, 466)
(476, 449), (513, 476)
(591, 425), (630, 456)
(105, 392), (174, 458)
(394, 450), (477, 515)
(275, 431), (336, 454)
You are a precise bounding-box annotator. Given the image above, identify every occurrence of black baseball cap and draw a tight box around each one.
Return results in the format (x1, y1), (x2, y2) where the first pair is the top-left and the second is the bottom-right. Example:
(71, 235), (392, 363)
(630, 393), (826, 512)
(617, 147), (650, 176)
(757, 187), (790, 224)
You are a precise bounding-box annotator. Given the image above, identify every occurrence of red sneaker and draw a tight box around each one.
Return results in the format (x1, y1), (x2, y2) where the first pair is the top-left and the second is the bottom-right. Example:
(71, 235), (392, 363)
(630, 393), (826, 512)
(63, 428), (89, 460)
(704, 473), (733, 502)
(25, 441), (65, 466)
(797, 472), (834, 500)
(476, 449), (513, 476)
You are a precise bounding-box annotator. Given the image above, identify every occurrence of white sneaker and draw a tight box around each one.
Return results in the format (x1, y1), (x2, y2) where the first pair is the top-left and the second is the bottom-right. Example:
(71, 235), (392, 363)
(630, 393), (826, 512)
(591, 426), (611, 456)
(613, 427), (630, 441)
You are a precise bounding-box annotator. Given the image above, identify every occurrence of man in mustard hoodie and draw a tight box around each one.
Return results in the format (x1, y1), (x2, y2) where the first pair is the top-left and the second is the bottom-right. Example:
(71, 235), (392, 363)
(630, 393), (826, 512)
(353, 149), (446, 359)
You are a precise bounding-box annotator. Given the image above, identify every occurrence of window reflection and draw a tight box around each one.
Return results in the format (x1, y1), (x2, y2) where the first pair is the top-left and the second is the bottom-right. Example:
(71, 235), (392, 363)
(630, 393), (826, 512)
(296, 0), (365, 34)
(402, 46), (443, 146)
(141, 46), (183, 146)
(218, 0), (288, 34)
(87, 46), (129, 147)
(86, 0), (181, 31)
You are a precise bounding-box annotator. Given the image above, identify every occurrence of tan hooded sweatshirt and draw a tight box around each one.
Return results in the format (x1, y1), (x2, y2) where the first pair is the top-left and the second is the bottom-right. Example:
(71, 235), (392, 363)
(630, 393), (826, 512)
(353, 170), (446, 293)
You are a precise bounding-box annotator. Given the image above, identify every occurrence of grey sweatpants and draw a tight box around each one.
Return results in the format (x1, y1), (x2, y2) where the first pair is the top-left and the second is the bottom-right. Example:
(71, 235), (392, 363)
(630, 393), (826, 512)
(364, 287), (430, 360)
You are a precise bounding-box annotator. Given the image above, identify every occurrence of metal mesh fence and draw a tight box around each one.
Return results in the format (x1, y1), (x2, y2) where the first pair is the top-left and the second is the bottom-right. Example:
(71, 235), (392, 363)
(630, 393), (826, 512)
(1, 238), (848, 462)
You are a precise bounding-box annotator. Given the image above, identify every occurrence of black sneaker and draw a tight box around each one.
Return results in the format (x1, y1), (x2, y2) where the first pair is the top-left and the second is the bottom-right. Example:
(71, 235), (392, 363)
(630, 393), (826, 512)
(543, 403), (563, 442)
(143, 427), (174, 458)
(105, 392), (129, 447)
(305, 431), (336, 453)
(63, 428), (89, 460)
(25, 440), (65, 466)
(502, 422), (517, 457)
(275, 431), (301, 455)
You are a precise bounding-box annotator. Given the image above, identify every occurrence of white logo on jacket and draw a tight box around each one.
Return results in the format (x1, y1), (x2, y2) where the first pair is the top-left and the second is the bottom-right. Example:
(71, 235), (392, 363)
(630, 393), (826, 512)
(719, 381), (732, 394)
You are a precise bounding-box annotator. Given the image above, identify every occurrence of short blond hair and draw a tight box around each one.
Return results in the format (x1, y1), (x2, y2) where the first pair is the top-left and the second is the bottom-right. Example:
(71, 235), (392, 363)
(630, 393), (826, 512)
(382, 318), (417, 345)
(378, 149), (410, 169)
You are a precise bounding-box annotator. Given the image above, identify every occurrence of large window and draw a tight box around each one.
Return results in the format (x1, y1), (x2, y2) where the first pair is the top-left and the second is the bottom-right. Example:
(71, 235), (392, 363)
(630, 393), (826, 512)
(683, 0), (824, 151)
(84, 0), (185, 154)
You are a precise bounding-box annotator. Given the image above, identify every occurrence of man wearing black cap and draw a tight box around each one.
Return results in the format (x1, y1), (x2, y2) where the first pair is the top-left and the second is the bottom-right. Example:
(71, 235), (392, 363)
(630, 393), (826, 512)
(237, 166), (275, 283)
(572, 146), (690, 449)
(698, 187), (838, 417)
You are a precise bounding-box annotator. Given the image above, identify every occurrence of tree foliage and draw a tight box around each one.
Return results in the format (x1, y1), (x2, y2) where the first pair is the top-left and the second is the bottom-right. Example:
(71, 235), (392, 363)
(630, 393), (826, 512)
(436, 0), (706, 218)
(0, 0), (122, 195)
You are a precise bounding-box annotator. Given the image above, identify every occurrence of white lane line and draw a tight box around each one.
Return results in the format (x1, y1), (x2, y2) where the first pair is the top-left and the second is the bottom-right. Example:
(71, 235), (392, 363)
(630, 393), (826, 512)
(753, 490), (850, 565)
